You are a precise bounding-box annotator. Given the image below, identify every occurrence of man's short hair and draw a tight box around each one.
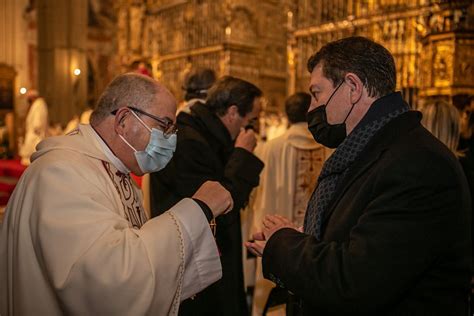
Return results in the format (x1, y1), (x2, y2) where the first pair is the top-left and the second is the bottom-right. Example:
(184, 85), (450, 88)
(285, 92), (312, 124)
(307, 36), (396, 98)
(206, 76), (262, 117)
(183, 68), (216, 101)
(90, 73), (159, 125)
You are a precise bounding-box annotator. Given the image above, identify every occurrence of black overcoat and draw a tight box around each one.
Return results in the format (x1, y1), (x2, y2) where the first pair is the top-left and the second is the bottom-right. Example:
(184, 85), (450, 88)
(150, 102), (264, 316)
(263, 111), (472, 316)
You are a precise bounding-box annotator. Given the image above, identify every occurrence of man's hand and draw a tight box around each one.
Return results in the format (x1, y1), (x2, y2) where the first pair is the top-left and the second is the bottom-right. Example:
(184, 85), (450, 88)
(193, 181), (233, 217)
(235, 128), (257, 152)
(263, 215), (299, 240)
(245, 231), (266, 257)
(245, 215), (299, 257)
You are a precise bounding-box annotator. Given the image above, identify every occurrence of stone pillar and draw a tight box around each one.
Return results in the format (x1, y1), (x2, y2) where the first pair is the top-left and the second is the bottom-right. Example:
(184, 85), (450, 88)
(0, 0), (29, 102)
(37, 0), (87, 126)
(0, 0), (31, 153)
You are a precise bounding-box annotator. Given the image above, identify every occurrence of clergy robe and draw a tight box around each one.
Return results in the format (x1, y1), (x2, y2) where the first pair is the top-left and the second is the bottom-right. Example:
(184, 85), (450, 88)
(19, 97), (48, 165)
(0, 124), (221, 316)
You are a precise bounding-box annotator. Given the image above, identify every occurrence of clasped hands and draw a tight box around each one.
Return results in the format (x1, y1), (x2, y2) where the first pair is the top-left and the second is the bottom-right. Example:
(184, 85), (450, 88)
(245, 215), (300, 257)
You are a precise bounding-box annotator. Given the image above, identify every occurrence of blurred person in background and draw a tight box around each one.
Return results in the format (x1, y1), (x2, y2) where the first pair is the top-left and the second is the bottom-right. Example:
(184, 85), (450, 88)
(179, 68), (216, 114)
(151, 76), (264, 316)
(251, 92), (328, 315)
(420, 100), (461, 155)
(19, 89), (48, 165)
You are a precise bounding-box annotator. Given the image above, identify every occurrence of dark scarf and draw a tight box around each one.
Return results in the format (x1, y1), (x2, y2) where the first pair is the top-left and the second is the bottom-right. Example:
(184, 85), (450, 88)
(304, 92), (410, 240)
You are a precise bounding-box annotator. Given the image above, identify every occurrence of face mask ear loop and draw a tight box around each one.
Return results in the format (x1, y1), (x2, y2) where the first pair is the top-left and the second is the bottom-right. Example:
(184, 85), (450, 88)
(324, 80), (344, 110)
(118, 134), (137, 153)
(130, 109), (152, 133)
(343, 101), (357, 124)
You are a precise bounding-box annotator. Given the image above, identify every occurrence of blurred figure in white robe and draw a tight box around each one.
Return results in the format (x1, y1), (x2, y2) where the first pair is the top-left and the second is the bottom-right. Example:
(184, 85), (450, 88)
(19, 89), (48, 165)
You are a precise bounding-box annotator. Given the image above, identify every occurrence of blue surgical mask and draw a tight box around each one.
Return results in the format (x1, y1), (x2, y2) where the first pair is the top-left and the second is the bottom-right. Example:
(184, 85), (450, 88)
(120, 111), (177, 173)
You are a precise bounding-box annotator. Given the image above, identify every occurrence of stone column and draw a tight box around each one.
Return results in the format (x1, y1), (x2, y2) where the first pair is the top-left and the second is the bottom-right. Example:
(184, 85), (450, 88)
(37, 0), (87, 126)
(0, 0), (30, 153)
(0, 0), (29, 102)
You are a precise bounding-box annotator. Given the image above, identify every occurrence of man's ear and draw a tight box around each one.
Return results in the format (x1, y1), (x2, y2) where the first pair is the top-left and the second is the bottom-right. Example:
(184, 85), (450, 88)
(227, 105), (239, 121)
(220, 105), (238, 123)
(114, 108), (130, 134)
(345, 72), (363, 105)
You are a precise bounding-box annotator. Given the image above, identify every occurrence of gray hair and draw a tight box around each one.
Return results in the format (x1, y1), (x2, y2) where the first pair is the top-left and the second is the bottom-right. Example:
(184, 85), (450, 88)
(90, 73), (159, 125)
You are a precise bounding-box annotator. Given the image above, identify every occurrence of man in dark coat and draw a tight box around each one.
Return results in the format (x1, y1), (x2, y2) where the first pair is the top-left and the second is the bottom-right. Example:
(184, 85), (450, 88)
(247, 36), (472, 315)
(151, 76), (264, 316)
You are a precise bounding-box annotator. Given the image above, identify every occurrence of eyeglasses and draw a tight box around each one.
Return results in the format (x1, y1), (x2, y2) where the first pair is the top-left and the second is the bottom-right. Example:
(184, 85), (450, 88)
(111, 106), (178, 138)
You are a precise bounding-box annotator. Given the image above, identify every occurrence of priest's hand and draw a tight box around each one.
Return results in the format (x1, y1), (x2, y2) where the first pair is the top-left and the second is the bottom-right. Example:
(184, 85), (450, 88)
(235, 128), (257, 152)
(193, 181), (233, 217)
(245, 215), (299, 257)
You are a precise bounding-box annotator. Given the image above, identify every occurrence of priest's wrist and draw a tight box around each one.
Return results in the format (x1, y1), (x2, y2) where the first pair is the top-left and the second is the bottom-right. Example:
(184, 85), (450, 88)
(192, 198), (214, 222)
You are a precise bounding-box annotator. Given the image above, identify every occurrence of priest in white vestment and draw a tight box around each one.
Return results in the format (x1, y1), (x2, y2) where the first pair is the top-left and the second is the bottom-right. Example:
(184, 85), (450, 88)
(19, 89), (49, 165)
(251, 93), (328, 316)
(0, 73), (233, 316)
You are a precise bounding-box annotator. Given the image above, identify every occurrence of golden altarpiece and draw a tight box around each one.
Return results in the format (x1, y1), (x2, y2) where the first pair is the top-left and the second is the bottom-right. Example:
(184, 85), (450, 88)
(115, 0), (292, 110)
(289, 0), (474, 108)
(115, 0), (473, 110)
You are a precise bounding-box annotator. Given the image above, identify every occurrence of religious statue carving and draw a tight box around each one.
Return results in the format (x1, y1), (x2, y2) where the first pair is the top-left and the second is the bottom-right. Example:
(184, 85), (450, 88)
(230, 7), (257, 44)
(414, 15), (428, 38)
(454, 40), (474, 86)
(433, 44), (454, 87)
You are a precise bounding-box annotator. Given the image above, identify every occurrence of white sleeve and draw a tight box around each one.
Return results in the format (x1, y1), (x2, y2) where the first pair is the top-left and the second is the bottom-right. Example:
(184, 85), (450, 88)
(169, 198), (222, 300)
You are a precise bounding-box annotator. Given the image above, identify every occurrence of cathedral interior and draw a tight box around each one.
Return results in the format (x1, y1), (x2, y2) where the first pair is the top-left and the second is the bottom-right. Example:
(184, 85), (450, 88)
(0, 0), (473, 208)
(0, 1), (474, 313)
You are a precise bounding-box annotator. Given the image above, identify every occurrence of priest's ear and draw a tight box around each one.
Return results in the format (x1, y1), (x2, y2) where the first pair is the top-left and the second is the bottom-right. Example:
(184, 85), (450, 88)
(113, 107), (130, 134)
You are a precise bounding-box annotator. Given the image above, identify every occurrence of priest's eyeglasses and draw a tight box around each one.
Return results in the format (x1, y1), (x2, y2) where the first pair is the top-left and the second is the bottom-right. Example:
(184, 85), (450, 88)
(112, 106), (178, 138)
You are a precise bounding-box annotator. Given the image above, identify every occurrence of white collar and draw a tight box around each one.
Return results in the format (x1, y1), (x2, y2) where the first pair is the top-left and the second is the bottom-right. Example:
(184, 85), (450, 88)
(90, 126), (130, 174)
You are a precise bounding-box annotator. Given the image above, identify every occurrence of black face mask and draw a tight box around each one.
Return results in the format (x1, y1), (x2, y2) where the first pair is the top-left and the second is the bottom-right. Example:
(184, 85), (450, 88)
(306, 81), (355, 148)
